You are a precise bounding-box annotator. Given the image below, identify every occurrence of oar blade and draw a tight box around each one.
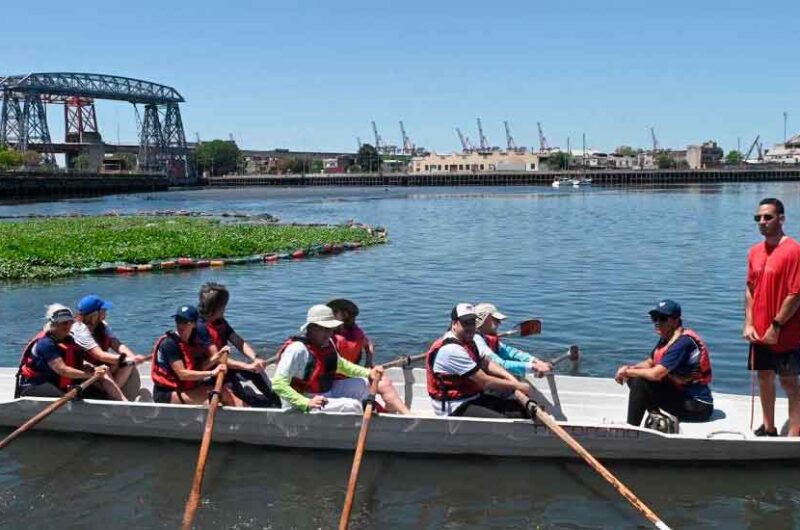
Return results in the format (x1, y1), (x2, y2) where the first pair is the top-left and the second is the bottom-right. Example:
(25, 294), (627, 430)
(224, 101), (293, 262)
(517, 319), (542, 337)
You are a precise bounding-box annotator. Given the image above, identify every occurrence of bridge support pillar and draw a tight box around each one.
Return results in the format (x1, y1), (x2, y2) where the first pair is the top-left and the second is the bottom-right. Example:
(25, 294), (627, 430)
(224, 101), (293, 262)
(138, 103), (164, 174)
(20, 94), (56, 166)
(163, 103), (190, 183)
(0, 92), (24, 147)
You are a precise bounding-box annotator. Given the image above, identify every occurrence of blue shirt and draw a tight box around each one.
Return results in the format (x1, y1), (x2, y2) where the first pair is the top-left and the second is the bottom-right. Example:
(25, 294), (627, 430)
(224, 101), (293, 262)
(652, 335), (713, 404)
(473, 334), (535, 378)
(21, 334), (80, 386)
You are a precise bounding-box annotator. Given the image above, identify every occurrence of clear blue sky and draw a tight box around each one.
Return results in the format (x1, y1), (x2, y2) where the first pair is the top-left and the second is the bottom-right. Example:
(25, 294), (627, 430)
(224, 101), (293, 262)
(4, 0), (799, 154)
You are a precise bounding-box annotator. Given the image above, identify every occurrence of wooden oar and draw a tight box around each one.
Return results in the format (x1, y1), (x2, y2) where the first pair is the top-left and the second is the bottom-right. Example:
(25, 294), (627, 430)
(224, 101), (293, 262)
(337, 352), (426, 530)
(548, 345), (580, 367)
(526, 401), (672, 530)
(498, 318), (541, 337)
(0, 372), (103, 451)
(181, 348), (230, 530)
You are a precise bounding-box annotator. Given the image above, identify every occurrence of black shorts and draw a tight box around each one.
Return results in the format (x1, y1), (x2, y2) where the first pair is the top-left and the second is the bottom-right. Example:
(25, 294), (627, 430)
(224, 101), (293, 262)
(748, 344), (800, 376)
(153, 385), (185, 404)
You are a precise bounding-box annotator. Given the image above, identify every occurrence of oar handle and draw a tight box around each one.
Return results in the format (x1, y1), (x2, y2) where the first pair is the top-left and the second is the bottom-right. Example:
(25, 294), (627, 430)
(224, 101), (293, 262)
(548, 345), (580, 366)
(181, 349), (230, 530)
(338, 371), (384, 530)
(527, 401), (671, 529)
(0, 372), (103, 451)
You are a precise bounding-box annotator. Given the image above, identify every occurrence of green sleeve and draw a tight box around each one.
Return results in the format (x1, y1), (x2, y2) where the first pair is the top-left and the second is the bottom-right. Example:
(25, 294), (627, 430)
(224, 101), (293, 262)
(337, 356), (371, 378)
(272, 375), (311, 412)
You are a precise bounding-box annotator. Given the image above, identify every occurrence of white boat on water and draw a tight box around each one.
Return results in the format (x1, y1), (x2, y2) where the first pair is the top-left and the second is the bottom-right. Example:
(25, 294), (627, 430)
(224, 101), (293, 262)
(0, 366), (795, 461)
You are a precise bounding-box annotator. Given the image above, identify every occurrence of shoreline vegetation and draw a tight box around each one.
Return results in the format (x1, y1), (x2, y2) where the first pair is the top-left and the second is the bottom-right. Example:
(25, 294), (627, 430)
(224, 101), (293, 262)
(0, 215), (387, 281)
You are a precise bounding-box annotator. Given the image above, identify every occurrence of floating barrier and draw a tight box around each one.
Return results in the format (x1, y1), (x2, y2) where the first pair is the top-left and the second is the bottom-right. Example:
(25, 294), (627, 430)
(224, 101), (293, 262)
(210, 260), (225, 267)
(291, 249), (306, 259)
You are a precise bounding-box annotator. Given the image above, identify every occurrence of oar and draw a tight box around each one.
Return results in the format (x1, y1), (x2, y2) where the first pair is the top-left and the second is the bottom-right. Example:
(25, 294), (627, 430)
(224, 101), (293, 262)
(548, 345), (581, 368)
(337, 352), (426, 530)
(498, 318), (541, 337)
(0, 372), (103, 451)
(526, 401), (672, 530)
(181, 348), (230, 530)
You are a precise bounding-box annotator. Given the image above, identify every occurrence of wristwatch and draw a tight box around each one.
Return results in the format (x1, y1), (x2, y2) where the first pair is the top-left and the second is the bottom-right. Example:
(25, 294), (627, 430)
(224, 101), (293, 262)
(772, 319), (783, 330)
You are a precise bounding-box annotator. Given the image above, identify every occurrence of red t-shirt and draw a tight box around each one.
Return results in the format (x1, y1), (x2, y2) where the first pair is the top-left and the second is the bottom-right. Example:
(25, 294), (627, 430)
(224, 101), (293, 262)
(747, 236), (800, 352)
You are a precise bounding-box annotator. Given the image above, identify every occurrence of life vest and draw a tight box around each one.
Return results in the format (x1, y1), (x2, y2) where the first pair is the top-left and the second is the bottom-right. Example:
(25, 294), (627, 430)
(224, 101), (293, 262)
(333, 325), (367, 365)
(91, 321), (113, 351)
(651, 328), (712, 388)
(202, 318), (231, 350)
(426, 336), (483, 407)
(150, 331), (204, 391)
(480, 332), (500, 353)
(276, 336), (339, 394)
(17, 331), (84, 395)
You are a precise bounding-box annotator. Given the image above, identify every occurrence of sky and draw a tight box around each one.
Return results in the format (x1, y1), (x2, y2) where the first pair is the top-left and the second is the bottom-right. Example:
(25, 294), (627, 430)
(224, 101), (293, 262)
(3, 0), (799, 154)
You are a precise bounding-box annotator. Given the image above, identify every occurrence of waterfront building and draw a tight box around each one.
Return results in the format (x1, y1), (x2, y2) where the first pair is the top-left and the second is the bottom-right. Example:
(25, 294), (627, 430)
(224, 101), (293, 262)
(764, 134), (800, 165)
(411, 151), (543, 173)
(686, 140), (723, 169)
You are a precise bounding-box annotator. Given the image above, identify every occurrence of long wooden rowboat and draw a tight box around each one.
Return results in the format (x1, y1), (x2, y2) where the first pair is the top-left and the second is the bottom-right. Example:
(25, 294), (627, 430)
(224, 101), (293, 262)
(0, 366), (796, 460)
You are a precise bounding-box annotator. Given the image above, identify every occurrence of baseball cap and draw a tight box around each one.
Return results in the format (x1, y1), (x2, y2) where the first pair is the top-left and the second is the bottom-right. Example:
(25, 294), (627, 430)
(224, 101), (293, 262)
(450, 303), (477, 322)
(46, 304), (74, 324)
(648, 299), (681, 318)
(301, 304), (343, 332)
(77, 295), (113, 315)
(474, 303), (507, 325)
(173, 305), (200, 322)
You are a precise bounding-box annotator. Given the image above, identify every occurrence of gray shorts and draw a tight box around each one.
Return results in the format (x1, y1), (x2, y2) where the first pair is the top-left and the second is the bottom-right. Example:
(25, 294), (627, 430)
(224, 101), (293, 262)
(748, 344), (800, 376)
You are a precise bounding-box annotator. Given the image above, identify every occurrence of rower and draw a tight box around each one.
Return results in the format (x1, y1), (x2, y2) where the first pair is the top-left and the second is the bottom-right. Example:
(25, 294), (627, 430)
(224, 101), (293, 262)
(426, 303), (533, 418)
(16, 304), (121, 400)
(473, 302), (553, 378)
(196, 282), (281, 408)
(150, 305), (244, 406)
(272, 304), (410, 414)
(71, 295), (149, 400)
(614, 299), (714, 426)
(327, 298), (374, 368)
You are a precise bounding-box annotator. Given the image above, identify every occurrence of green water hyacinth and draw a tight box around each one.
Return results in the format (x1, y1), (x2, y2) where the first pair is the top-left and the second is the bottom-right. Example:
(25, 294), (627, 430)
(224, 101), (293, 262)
(0, 217), (386, 281)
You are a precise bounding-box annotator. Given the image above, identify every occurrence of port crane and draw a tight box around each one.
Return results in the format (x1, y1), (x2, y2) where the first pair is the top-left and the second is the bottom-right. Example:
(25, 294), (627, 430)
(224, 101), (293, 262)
(504, 121), (518, 152)
(356, 137), (362, 150)
(371, 121), (383, 151)
(537, 122), (550, 152)
(650, 127), (660, 152)
(476, 118), (490, 151)
(744, 135), (763, 162)
(456, 127), (475, 153)
(399, 121), (414, 155)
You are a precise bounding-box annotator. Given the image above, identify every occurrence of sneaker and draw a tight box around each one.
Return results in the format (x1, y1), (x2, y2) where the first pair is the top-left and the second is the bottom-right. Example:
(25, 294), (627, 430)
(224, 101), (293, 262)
(754, 424), (778, 437)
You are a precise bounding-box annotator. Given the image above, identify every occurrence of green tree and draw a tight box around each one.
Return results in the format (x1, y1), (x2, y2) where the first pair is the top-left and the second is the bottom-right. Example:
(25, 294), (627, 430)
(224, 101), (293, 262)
(311, 159), (323, 173)
(614, 145), (638, 157)
(546, 151), (571, 170)
(195, 140), (241, 176)
(725, 150), (743, 165)
(71, 154), (90, 171)
(0, 146), (24, 169)
(656, 153), (677, 169)
(357, 144), (381, 173)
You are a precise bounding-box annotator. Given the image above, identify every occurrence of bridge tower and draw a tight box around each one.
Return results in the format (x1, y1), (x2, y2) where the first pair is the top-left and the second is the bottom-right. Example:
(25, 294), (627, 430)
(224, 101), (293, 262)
(162, 103), (189, 180)
(0, 92), (23, 147)
(138, 103), (165, 174)
(20, 94), (56, 166)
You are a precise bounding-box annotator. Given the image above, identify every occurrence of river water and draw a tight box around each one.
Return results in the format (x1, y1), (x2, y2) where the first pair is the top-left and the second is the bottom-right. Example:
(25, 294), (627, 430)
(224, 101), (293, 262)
(1, 183), (799, 529)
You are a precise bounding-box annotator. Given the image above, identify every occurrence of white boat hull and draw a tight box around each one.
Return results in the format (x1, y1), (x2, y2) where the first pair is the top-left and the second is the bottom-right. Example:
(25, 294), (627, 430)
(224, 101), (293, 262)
(0, 367), (796, 460)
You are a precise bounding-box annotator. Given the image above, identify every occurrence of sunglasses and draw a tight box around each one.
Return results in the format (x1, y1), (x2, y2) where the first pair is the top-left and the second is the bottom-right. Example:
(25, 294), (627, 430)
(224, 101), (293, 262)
(754, 214), (776, 222)
(650, 314), (671, 323)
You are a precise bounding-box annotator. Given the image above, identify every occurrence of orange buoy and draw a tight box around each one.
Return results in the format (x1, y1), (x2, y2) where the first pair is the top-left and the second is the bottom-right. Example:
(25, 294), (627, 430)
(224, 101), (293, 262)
(116, 266), (136, 274)
(210, 260), (225, 267)
(178, 258), (195, 268)
(161, 260), (177, 269)
(136, 264), (153, 272)
(291, 249), (306, 259)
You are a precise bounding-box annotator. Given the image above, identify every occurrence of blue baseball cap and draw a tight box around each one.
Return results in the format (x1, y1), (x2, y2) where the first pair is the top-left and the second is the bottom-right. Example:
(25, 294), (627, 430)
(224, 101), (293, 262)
(77, 295), (113, 315)
(649, 299), (681, 318)
(172, 305), (199, 322)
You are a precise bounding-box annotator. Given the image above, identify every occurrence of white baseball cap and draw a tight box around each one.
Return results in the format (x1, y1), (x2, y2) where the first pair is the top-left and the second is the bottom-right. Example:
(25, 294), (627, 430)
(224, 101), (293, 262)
(450, 303), (477, 322)
(301, 304), (343, 332)
(474, 303), (507, 325)
(45, 304), (74, 324)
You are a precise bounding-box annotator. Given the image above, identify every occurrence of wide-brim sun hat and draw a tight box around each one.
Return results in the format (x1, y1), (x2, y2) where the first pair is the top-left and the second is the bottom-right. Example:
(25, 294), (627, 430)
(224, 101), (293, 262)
(301, 304), (344, 332)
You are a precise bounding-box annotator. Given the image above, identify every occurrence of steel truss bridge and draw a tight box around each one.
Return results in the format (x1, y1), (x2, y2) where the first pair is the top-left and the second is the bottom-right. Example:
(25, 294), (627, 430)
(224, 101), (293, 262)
(0, 73), (190, 180)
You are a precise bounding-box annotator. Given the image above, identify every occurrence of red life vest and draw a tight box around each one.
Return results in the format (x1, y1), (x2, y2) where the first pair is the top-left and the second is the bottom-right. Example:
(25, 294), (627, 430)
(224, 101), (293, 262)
(203, 318), (231, 350)
(17, 331), (84, 393)
(150, 331), (203, 391)
(651, 328), (713, 388)
(333, 325), (367, 365)
(91, 322), (113, 351)
(480, 332), (500, 353)
(426, 336), (483, 406)
(276, 336), (339, 394)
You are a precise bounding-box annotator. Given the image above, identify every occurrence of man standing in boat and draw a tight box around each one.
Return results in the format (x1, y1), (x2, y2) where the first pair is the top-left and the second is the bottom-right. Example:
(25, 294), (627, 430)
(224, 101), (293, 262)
(615, 300), (713, 426)
(426, 303), (534, 418)
(272, 304), (409, 414)
(196, 282), (281, 407)
(473, 302), (552, 378)
(744, 198), (800, 437)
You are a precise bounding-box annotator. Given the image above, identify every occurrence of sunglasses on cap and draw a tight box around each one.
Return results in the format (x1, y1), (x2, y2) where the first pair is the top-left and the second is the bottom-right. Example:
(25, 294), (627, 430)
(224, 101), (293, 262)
(754, 214), (776, 222)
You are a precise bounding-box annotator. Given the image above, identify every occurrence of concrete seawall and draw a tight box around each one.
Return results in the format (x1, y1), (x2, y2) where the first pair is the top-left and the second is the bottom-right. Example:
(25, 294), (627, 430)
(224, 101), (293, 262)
(207, 168), (800, 187)
(0, 171), (169, 200)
